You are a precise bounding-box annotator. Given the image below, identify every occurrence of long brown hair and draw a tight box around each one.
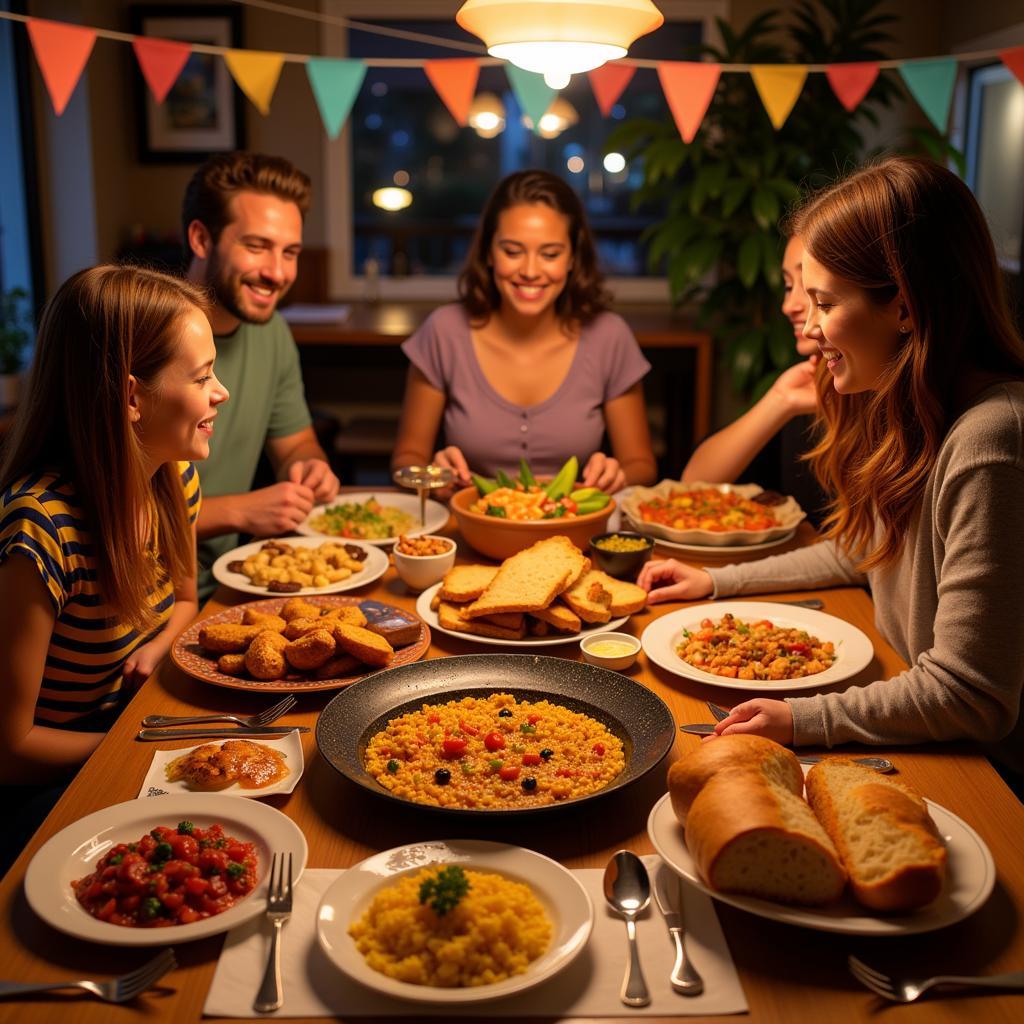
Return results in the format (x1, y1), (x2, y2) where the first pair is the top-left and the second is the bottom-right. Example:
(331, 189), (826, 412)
(794, 156), (1024, 570)
(1, 265), (210, 632)
(458, 169), (610, 325)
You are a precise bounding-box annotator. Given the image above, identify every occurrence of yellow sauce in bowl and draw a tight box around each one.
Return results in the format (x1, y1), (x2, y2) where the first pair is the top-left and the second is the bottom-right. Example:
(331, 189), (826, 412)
(586, 640), (637, 658)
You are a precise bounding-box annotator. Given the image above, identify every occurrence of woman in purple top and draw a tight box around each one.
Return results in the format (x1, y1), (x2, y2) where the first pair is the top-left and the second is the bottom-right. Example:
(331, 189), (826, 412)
(392, 170), (657, 493)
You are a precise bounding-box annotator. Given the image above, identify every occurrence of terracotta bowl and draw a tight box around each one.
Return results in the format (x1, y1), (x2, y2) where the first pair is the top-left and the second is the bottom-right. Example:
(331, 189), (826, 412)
(449, 486), (616, 561)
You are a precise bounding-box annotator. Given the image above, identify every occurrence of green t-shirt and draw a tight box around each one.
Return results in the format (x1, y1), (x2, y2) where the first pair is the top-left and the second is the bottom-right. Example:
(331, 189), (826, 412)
(198, 313), (312, 596)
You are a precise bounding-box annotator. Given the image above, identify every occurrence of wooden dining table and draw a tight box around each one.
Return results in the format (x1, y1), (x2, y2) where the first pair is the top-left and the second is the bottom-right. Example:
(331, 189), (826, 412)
(0, 514), (1022, 1024)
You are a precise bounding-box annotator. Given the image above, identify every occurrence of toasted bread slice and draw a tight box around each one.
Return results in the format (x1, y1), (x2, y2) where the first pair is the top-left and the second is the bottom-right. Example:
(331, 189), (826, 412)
(439, 601), (527, 640)
(475, 611), (525, 630)
(561, 570), (613, 623)
(463, 536), (587, 618)
(439, 564), (499, 602)
(589, 570), (647, 615)
(530, 601), (582, 634)
(528, 618), (550, 636)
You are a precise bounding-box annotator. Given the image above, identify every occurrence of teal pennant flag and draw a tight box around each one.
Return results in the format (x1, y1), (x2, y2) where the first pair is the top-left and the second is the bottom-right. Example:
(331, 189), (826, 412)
(504, 64), (556, 134)
(898, 58), (957, 132)
(306, 58), (367, 139)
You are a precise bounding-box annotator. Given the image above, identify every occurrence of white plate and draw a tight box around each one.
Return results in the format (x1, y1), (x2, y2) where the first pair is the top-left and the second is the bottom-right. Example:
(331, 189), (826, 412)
(316, 839), (593, 1004)
(137, 731), (304, 799)
(639, 529), (797, 556)
(416, 583), (628, 648)
(297, 492), (449, 545)
(648, 791), (995, 935)
(212, 537), (388, 596)
(25, 794), (308, 946)
(641, 601), (874, 692)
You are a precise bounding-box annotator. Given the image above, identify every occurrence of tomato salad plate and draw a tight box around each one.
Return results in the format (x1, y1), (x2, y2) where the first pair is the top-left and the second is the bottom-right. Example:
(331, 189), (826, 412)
(297, 492), (448, 545)
(25, 793), (307, 946)
(647, 789), (995, 935)
(641, 601), (874, 692)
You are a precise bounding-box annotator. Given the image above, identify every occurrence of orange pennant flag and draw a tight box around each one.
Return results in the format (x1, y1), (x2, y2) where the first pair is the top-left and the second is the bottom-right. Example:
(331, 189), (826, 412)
(826, 62), (879, 112)
(750, 65), (808, 129)
(26, 18), (97, 116)
(1001, 47), (1024, 87)
(588, 62), (636, 117)
(224, 49), (285, 115)
(656, 62), (721, 144)
(132, 36), (192, 104)
(424, 59), (479, 127)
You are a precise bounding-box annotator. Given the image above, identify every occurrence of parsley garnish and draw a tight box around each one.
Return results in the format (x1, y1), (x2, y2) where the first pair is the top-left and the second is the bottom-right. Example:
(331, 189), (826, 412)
(418, 866), (470, 916)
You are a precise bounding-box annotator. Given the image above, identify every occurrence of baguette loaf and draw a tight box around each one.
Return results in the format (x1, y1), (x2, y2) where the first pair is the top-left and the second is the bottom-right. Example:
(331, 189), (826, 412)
(668, 735), (846, 906)
(805, 759), (947, 912)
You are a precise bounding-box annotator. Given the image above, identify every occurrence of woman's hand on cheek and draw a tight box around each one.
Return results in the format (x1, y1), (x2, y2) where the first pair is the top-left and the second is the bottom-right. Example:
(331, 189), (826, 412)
(703, 698), (795, 745)
(636, 559), (714, 604)
(581, 453), (625, 493)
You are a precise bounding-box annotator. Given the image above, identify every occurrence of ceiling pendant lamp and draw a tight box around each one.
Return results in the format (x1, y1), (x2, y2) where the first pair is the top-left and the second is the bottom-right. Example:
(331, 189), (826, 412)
(457, 0), (663, 89)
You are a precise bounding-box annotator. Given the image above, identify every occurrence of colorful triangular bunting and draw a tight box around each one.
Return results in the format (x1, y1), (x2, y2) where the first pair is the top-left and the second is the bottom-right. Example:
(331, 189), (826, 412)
(999, 47), (1024, 88)
(26, 18), (97, 116)
(225, 49), (284, 116)
(898, 58), (957, 131)
(826, 61), (879, 113)
(504, 64), (556, 134)
(132, 36), (192, 104)
(588, 62), (636, 117)
(424, 58), (479, 126)
(306, 58), (366, 139)
(656, 62), (721, 144)
(750, 65), (808, 129)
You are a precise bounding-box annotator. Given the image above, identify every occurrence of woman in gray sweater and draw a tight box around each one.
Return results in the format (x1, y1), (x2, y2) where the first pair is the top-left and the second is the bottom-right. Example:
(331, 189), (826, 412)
(639, 157), (1024, 776)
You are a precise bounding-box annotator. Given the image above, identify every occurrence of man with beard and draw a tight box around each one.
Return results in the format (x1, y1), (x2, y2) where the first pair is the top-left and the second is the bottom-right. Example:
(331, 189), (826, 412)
(183, 152), (340, 596)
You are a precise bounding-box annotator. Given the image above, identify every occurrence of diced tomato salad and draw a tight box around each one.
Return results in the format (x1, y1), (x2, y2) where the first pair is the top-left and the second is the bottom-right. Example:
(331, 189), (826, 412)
(72, 821), (258, 927)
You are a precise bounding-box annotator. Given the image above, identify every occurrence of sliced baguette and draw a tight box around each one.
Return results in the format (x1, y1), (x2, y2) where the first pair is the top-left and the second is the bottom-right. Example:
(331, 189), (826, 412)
(438, 601), (527, 640)
(805, 759), (947, 912)
(560, 570), (613, 623)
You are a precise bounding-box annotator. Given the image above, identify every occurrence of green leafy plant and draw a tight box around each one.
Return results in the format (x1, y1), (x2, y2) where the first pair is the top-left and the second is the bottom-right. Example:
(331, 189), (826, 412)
(608, 1), (916, 399)
(0, 287), (32, 376)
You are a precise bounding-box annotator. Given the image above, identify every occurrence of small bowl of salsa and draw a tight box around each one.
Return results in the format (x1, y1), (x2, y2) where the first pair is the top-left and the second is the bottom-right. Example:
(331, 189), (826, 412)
(589, 531), (654, 580)
(579, 632), (641, 671)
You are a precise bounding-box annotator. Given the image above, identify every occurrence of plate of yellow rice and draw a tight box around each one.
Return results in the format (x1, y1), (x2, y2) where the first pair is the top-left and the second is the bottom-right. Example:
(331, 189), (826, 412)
(316, 839), (593, 1003)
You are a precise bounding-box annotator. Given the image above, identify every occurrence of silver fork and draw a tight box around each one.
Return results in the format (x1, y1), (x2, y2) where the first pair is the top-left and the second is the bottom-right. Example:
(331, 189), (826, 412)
(0, 948), (175, 1003)
(705, 702), (896, 772)
(254, 852), (293, 1013)
(848, 955), (1024, 1002)
(142, 695), (296, 729)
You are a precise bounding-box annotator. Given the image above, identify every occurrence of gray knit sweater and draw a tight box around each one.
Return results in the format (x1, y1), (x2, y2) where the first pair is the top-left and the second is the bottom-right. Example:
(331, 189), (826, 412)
(707, 382), (1024, 770)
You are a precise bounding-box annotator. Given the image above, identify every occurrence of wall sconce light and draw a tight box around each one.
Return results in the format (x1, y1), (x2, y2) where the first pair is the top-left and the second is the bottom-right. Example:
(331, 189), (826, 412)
(372, 187), (413, 211)
(468, 92), (506, 138)
(522, 97), (579, 139)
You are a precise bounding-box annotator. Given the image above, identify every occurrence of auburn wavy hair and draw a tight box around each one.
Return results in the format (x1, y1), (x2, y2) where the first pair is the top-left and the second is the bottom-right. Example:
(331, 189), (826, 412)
(793, 156), (1024, 571)
(458, 170), (609, 325)
(1, 265), (210, 632)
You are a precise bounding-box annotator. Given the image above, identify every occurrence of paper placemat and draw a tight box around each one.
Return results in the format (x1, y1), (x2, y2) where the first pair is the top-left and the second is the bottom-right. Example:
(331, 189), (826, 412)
(204, 859), (747, 1018)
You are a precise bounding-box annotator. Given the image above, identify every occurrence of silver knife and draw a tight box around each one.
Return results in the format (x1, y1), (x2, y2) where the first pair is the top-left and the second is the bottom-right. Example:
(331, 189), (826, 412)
(679, 723), (715, 735)
(653, 864), (704, 996)
(137, 726), (309, 741)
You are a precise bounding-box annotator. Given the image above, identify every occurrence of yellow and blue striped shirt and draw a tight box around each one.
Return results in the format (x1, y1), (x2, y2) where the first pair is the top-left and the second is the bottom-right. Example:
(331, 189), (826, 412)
(0, 462), (200, 730)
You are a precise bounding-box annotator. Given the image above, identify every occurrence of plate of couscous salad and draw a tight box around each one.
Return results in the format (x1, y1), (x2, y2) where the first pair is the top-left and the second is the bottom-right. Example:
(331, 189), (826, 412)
(315, 653), (675, 817)
(297, 493), (448, 545)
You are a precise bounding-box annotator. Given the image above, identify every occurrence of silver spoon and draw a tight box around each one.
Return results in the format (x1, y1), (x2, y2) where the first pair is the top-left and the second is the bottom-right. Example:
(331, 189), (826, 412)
(603, 850), (652, 1007)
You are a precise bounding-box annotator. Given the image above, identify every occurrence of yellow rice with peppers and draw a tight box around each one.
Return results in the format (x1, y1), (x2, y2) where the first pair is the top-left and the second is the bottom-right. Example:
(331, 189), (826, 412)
(363, 693), (625, 808)
(348, 867), (551, 987)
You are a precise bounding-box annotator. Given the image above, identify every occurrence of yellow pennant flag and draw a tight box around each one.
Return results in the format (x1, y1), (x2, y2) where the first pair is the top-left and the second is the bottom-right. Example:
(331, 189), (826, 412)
(750, 65), (808, 129)
(224, 49), (285, 115)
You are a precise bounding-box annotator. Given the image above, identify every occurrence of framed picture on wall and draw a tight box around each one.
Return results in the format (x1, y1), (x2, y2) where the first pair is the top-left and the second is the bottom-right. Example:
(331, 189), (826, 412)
(132, 4), (245, 163)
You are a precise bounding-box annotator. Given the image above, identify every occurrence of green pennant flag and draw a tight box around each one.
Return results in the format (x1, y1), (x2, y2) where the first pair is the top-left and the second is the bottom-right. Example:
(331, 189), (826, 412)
(306, 58), (367, 139)
(898, 58), (957, 132)
(504, 64), (556, 135)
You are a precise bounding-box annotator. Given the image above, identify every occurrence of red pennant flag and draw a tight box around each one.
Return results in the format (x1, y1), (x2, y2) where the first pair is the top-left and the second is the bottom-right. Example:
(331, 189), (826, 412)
(26, 18), (97, 116)
(424, 59), (480, 126)
(657, 62), (721, 144)
(1000, 47), (1024, 87)
(826, 62), (880, 112)
(132, 36), (192, 104)
(588, 62), (636, 117)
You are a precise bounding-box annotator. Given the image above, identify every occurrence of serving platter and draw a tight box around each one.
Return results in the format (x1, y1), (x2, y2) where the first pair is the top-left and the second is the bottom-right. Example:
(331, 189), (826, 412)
(25, 794), (308, 946)
(641, 601), (874, 693)
(297, 492), (448, 545)
(643, 530), (797, 556)
(316, 839), (593, 1003)
(648, 791), (995, 935)
(415, 582), (629, 648)
(171, 596), (430, 693)
(315, 654), (675, 817)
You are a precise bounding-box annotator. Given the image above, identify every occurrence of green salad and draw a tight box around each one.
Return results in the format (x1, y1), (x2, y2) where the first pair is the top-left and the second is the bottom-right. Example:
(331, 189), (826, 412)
(309, 497), (414, 539)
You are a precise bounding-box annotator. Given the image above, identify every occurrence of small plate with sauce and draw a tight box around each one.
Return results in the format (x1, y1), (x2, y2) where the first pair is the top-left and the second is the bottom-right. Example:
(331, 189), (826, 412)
(580, 632), (641, 671)
(137, 731), (304, 799)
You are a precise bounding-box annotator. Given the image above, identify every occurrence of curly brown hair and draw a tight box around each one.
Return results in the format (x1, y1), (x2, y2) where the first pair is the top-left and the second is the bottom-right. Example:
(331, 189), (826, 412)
(182, 151), (311, 261)
(458, 170), (609, 325)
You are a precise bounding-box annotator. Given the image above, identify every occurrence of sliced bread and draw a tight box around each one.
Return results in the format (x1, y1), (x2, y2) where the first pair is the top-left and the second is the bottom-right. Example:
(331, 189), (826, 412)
(439, 564), (499, 602)
(560, 570), (613, 623)
(531, 601), (583, 634)
(438, 601), (527, 640)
